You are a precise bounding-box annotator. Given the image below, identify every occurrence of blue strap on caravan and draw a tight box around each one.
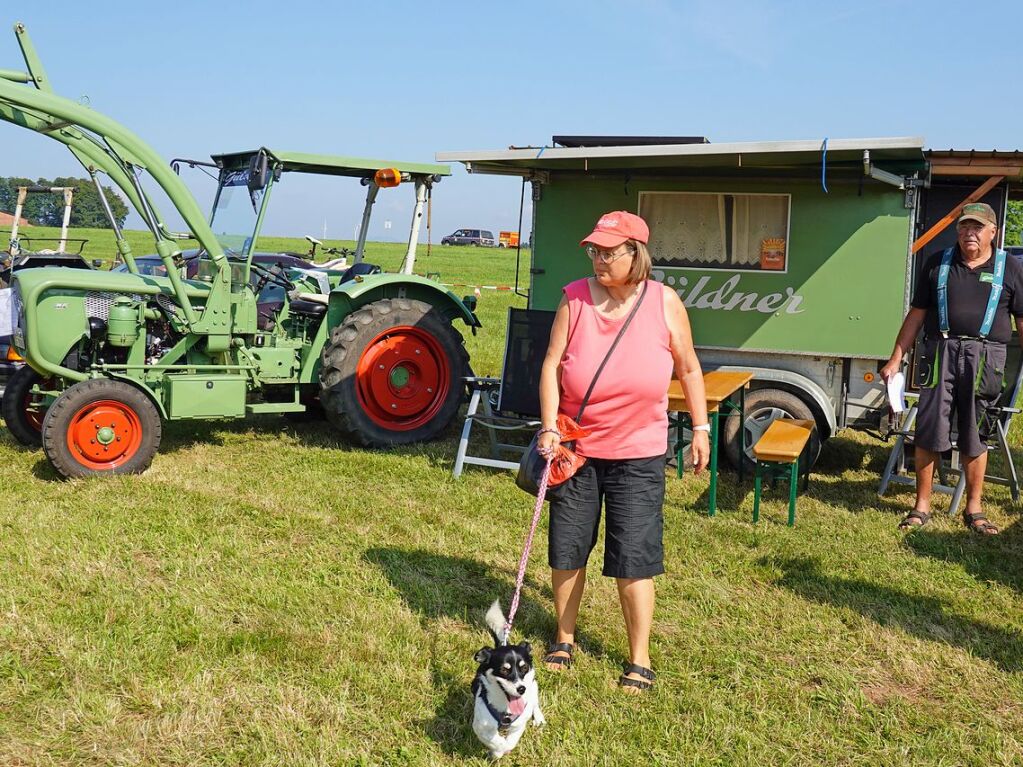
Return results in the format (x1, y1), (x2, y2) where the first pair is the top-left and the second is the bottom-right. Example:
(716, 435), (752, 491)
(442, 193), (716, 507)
(820, 137), (829, 194)
(937, 246), (1006, 339)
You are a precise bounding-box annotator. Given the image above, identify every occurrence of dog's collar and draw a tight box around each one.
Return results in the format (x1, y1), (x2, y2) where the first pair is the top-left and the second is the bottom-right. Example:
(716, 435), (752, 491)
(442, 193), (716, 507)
(477, 684), (522, 733)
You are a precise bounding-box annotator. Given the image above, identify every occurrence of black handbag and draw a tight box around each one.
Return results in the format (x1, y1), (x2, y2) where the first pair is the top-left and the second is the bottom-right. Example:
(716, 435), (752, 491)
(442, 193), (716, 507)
(516, 282), (649, 496)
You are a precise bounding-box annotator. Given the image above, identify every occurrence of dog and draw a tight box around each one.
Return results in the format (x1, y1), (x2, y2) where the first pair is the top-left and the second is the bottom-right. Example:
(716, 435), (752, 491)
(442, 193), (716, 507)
(472, 600), (545, 759)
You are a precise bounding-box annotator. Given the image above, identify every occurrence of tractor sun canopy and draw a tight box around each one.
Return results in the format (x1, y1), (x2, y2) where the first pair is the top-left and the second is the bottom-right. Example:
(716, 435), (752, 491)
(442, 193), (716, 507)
(210, 148), (450, 181)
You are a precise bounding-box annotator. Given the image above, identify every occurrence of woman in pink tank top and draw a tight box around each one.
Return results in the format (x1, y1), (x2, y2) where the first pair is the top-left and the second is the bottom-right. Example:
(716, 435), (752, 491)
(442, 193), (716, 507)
(536, 211), (709, 692)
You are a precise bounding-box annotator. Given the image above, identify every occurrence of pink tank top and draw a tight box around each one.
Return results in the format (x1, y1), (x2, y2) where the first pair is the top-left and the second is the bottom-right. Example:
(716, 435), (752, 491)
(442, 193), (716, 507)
(559, 278), (673, 459)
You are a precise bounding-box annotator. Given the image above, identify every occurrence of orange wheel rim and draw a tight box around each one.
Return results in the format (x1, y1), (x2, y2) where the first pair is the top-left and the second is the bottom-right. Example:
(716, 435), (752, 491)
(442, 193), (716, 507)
(65, 399), (143, 471)
(355, 326), (451, 431)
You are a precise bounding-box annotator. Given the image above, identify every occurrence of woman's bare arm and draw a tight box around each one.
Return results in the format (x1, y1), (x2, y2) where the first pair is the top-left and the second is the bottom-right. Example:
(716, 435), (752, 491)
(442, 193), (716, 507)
(664, 286), (710, 473)
(538, 295), (570, 453)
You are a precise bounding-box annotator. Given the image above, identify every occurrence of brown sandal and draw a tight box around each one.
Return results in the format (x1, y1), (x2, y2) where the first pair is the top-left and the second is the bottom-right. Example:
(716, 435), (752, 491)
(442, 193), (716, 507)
(619, 663), (655, 691)
(964, 510), (999, 535)
(898, 509), (932, 530)
(542, 642), (574, 670)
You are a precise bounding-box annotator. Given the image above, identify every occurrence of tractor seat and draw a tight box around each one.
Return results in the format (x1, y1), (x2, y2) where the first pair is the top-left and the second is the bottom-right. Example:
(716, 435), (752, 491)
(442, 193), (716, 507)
(283, 262), (381, 319)
(289, 298), (327, 317)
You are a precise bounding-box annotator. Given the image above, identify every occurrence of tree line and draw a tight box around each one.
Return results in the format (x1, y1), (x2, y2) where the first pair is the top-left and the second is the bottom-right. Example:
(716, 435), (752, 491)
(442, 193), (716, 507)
(1006, 200), (1022, 247)
(0, 176), (129, 229)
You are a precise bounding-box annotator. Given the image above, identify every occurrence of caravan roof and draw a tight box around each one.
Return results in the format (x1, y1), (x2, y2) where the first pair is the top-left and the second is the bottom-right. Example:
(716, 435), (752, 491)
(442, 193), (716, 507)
(437, 136), (925, 176)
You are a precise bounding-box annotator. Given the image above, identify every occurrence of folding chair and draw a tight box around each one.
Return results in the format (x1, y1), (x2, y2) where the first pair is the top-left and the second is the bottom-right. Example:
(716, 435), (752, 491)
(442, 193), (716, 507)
(452, 308), (555, 477)
(878, 342), (1023, 515)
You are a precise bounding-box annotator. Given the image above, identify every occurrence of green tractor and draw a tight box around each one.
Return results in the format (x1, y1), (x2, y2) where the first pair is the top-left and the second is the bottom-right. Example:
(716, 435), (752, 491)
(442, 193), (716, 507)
(0, 23), (479, 477)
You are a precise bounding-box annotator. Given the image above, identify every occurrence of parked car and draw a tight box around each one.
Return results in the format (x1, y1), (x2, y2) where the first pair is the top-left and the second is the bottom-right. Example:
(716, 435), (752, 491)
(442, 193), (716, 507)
(113, 250), (316, 279)
(113, 251), (342, 329)
(1005, 245), (1023, 261)
(441, 228), (496, 247)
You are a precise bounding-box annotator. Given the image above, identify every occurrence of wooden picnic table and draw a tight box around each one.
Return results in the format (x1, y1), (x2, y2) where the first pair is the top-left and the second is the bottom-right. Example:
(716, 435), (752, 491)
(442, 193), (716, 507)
(668, 370), (754, 516)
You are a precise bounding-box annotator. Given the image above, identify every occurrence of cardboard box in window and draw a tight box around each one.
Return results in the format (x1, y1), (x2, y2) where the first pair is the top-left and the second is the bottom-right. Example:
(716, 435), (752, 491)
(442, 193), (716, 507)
(760, 238), (786, 271)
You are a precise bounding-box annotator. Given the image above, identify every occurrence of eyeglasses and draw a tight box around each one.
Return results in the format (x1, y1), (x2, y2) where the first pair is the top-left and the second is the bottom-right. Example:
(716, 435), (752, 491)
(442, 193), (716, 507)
(585, 244), (635, 264)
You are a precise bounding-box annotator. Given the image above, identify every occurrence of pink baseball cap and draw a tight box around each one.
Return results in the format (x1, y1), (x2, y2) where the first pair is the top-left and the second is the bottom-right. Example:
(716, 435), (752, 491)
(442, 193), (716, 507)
(580, 211), (649, 248)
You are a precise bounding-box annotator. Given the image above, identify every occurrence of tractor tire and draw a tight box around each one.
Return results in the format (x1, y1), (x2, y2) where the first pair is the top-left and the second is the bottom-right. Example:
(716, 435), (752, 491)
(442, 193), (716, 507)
(41, 379), (162, 478)
(2, 366), (53, 447)
(721, 387), (822, 473)
(319, 298), (469, 447)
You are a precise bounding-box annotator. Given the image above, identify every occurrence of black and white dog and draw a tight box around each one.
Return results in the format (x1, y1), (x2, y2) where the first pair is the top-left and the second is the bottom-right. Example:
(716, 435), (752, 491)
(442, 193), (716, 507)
(472, 600), (545, 759)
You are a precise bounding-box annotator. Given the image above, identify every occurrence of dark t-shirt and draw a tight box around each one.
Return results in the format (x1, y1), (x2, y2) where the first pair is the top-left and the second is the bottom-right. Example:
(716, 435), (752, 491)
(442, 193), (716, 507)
(911, 247), (1023, 344)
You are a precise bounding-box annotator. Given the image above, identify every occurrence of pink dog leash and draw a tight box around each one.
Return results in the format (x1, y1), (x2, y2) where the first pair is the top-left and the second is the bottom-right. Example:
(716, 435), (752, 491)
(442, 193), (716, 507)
(503, 457), (552, 638)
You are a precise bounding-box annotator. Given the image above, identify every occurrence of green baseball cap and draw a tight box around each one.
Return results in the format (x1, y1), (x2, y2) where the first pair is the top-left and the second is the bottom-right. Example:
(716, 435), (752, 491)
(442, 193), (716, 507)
(958, 202), (997, 227)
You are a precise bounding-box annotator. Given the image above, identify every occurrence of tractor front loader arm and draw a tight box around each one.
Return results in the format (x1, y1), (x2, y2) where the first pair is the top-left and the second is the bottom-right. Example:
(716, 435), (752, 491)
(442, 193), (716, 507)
(0, 23), (233, 331)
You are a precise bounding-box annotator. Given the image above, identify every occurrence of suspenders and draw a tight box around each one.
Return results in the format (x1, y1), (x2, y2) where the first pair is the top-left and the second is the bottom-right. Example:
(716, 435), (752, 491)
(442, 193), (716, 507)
(936, 247), (1006, 339)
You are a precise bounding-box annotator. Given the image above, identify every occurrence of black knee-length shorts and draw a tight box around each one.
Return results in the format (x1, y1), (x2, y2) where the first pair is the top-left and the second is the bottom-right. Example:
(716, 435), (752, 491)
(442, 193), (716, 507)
(548, 455), (665, 579)
(915, 336), (1006, 458)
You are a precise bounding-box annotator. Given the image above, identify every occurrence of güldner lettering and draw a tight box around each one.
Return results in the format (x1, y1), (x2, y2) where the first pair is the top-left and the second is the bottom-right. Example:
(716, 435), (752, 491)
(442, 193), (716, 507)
(651, 272), (805, 315)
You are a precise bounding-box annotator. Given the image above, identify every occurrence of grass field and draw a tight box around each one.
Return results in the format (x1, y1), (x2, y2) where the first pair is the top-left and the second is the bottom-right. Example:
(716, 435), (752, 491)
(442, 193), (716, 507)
(1, 229), (1022, 766)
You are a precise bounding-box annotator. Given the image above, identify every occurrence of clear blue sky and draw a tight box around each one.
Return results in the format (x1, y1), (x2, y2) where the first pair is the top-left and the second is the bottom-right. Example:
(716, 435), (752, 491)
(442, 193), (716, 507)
(3, 1), (1021, 242)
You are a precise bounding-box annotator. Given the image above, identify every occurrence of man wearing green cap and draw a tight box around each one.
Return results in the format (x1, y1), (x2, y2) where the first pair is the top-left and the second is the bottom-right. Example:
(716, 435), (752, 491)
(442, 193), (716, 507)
(880, 202), (1023, 534)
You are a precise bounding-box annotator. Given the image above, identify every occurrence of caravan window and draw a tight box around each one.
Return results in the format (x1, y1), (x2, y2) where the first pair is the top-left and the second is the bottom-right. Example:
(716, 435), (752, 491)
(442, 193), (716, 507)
(639, 191), (790, 272)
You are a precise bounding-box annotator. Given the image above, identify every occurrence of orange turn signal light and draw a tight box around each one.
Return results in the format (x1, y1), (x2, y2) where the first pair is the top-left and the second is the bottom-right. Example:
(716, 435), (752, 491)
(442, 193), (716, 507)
(6, 345), (24, 362)
(374, 168), (402, 188)
(863, 372), (875, 383)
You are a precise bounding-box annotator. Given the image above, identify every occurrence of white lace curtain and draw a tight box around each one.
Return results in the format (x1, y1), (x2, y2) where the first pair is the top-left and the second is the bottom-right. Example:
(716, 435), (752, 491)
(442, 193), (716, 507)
(640, 192), (787, 268)
(642, 193), (726, 265)
(732, 195), (787, 266)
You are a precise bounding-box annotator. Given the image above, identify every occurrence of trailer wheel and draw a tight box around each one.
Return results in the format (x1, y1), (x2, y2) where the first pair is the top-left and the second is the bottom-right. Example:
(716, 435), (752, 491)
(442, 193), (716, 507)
(2, 366), (55, 447)
(722, 387), (822, 472)
(41, 379), (162, 478)
(319, 298), (469, 446)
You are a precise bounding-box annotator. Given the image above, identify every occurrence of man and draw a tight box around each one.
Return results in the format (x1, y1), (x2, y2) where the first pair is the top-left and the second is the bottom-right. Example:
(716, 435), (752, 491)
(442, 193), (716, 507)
(880, 202), (1023, 534)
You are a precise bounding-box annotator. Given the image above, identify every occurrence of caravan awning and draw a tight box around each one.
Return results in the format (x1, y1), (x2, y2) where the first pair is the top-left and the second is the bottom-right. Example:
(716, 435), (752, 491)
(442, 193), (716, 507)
(926, 149), (1023, 182)
(437, 136), (926, 176)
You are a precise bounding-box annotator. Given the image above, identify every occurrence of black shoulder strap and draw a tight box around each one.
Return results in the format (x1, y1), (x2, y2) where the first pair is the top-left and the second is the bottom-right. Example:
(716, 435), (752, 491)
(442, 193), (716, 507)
(576, 281), (649, 422)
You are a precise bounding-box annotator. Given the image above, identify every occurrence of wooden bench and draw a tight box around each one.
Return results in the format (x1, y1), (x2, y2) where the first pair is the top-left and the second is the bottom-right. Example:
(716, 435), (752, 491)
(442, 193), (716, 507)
(752, 418), (816, 526)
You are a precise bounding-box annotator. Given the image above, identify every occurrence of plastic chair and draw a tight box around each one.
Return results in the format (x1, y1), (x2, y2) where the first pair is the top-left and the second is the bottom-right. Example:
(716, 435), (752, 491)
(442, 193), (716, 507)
(452, 308), (555, 477)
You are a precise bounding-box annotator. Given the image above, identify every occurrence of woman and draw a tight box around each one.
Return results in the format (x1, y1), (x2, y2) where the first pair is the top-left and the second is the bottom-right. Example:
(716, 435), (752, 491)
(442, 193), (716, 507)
(536, 210), (709, 692)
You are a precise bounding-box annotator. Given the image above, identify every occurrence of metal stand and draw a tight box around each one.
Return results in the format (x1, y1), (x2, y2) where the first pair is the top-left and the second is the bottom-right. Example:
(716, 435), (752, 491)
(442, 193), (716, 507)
(452, 377), (539, 478)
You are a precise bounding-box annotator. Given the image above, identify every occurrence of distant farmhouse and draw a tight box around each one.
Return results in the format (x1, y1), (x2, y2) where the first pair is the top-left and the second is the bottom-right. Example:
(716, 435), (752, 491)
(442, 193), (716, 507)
(0, 211), (29, 227)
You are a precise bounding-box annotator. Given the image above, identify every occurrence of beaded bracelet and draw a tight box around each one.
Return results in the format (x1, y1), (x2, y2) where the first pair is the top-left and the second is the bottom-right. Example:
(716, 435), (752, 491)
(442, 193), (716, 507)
(536, 427), (562, 438)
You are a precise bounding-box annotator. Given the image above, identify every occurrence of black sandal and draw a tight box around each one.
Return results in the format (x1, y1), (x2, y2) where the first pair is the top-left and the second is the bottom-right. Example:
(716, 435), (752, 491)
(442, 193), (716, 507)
(964, 510), (1000, 535)
(542, 642), (574, 670)
(619, 663), (656, 691)
(898, 509), (932, 530)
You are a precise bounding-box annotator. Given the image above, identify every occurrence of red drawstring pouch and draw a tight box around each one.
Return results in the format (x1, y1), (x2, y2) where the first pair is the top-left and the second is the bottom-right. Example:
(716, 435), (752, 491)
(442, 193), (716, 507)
(516, 414), (591, 496)
(547, 414), (591, 486)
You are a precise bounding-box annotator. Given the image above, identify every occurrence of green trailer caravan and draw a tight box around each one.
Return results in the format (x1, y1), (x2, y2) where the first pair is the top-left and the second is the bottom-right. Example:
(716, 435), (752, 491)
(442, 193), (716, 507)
(438, 136), (1023, 467)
